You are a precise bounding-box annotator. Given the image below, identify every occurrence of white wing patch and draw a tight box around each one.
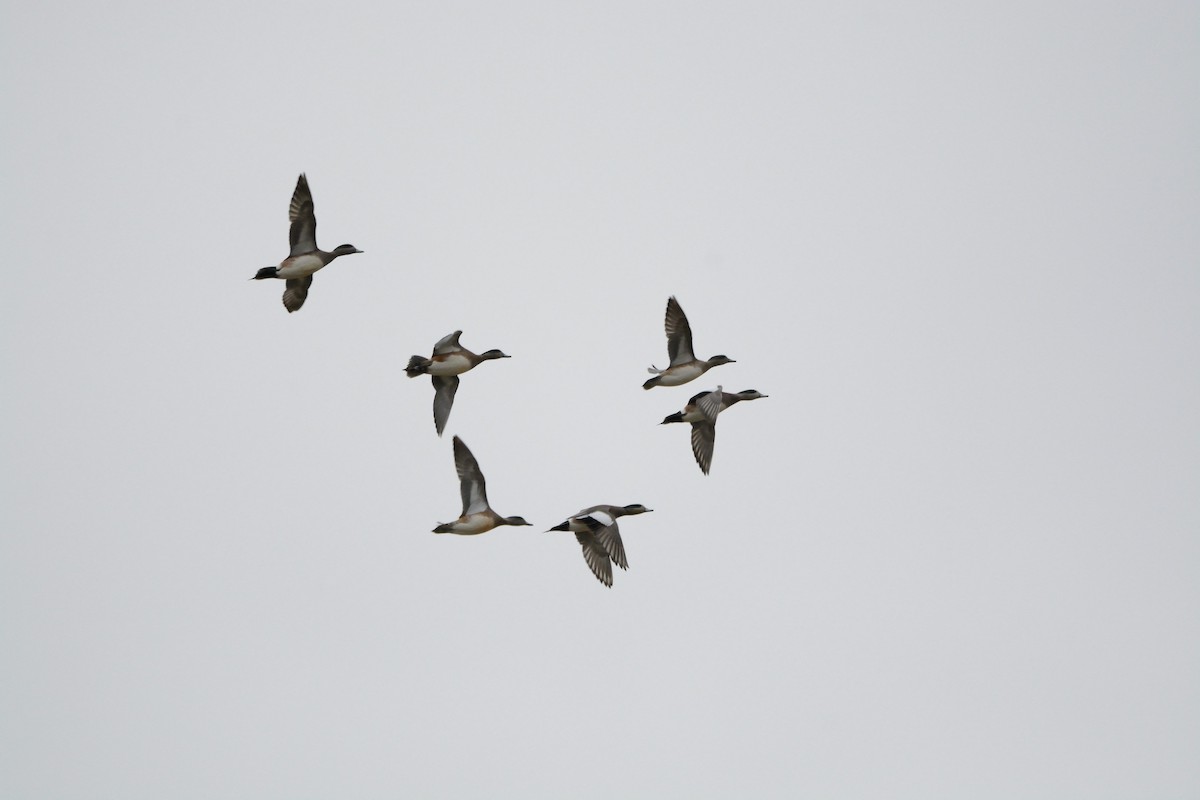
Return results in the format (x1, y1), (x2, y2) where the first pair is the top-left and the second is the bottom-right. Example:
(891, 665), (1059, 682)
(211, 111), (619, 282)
(464, 478), (488, 515)
(582, 510), (615, 528)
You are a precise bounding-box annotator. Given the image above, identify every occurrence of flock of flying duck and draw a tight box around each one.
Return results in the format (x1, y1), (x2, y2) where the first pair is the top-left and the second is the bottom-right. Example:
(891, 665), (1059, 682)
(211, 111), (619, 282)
(253, 174), (768, 587)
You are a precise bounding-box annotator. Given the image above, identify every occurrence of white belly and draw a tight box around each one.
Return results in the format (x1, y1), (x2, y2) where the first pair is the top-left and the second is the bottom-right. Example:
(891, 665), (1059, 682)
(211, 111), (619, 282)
(658, 364), (705, 386)
(277, 253), (325, 279)
(449, 514), (498, 535)
(429, 354), (474, 376)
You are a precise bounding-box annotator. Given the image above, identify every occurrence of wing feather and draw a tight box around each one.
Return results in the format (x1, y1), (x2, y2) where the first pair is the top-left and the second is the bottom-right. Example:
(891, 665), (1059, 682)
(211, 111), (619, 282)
(282, 276), (312, 313)
(433, 330), (464, 355)
(452, 437), (489, 515)
(690, 421), (716, 475)
(288, 174), (318, 256)
(664, 296), (695, 366)
(697, 386), (724, 424)
(579, 512), (628, 571)
(575, 531), (614, 587)
(432, 375), (460, 436)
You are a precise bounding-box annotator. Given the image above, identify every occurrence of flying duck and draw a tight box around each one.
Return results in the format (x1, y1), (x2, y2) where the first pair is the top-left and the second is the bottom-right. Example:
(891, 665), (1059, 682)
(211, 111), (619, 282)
(251, 174), (363, 312)
(643, 296), (734, 389)
(433, 436), (531, 534)
(661, 387), (768, 474)
(406, 331), (510, 436)
(547, 504), (653, 587)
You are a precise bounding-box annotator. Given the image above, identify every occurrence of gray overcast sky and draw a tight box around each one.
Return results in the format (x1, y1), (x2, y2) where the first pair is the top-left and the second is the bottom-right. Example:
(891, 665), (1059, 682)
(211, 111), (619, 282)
(2, 2), (1198, 797)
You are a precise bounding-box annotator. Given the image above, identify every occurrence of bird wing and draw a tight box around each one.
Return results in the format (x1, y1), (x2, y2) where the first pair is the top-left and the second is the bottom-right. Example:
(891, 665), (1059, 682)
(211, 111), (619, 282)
(432, 375), (460, 437)
(570, 504), (608, 518)
(288, 174), (318, 256)
(580, 512), (628, 570)
(433, 330), (464, 355)
(282, 276), (312, 313)
(452, 436), (489, 515)
(697, 386), (724, 424)
(690, 421), (716, 475)
(575, 530), (615, 587)
(664, 296), (695, 366)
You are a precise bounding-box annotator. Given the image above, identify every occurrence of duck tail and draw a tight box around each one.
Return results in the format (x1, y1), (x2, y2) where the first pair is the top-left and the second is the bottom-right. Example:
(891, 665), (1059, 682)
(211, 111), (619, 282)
(405, 356), (430, 377)
(643, 375), (661, 390)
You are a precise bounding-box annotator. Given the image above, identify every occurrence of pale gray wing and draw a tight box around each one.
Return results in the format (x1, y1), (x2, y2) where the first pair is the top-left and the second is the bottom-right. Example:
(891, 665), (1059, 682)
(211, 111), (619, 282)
(696, 386), (724, 425)
(452, 436), (489, 515)
(690, 421), (716, 475)
(282, 276), (312, 313)
(665, 296), (695, 366)
(288, 174), (317, 256)
(599, 526), (628, 570)
(433, 330), (464, 355)
(575, 530), (614, 587)
(581, 514), (628, 571)
(432, 375), (460, 437)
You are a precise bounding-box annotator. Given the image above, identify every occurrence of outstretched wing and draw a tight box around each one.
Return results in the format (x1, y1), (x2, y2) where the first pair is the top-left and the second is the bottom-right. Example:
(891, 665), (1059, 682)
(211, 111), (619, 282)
(282, 276), (312, 313)
(580, 513), (628, 571)
(433, 330), (464, 355)
(696, 386), (724, 424)
(288, 174), (317, 256)
(690, 421), (716, 475)
(575, 530), (614, 587)
(664, 296), (695, 366)
(452, 436), (489, 515)
(432, 375), (460, 436)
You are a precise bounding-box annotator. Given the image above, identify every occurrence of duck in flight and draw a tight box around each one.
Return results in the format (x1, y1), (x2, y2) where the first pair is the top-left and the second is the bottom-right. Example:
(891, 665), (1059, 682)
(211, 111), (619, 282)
(547, 504), (653, 587)
(433, 436), (531, 535)
(643, 296), (734, 389)
(406, 331), (510, 436)
(251, 173), (363, 312)
(661, 387), (768, 474)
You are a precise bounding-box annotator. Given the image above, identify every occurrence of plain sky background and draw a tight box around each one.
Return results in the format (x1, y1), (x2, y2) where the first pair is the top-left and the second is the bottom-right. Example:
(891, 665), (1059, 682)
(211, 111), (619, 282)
(2, 2), (1198, 797)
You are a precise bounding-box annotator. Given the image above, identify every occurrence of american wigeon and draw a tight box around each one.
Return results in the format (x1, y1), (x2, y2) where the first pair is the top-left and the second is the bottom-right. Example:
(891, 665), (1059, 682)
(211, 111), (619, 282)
(661, 387), (768, 474)
(433, 436), (531, 534)
(644, 296), (734, 389)
(547, 504), (653, 587)
(251, 174), (363, 312)
(406, 331), (510, 436)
